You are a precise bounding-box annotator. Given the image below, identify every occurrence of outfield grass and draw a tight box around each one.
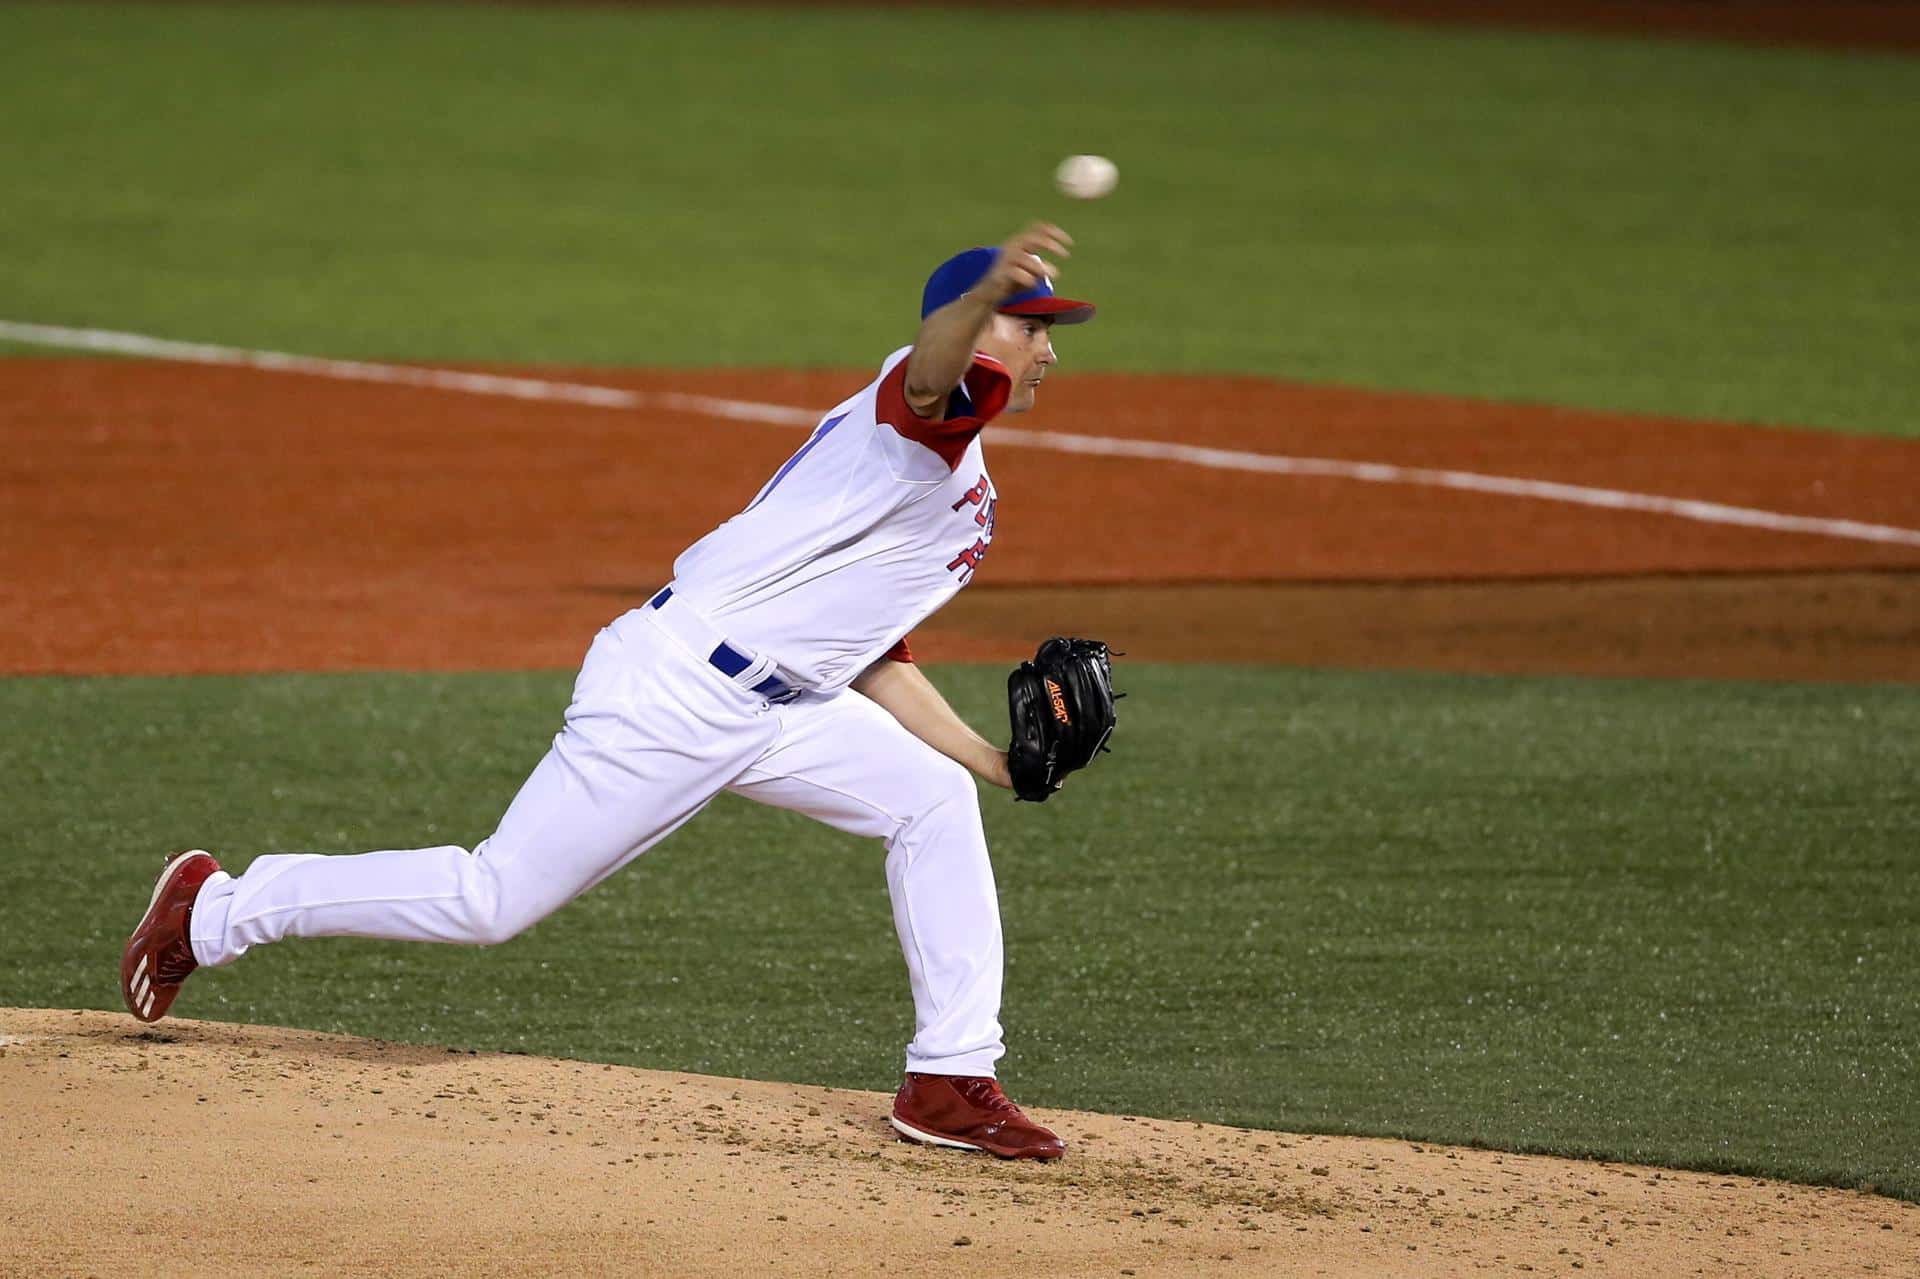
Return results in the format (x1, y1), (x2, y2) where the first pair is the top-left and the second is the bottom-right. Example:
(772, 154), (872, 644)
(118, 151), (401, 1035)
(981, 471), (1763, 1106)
(2, 3), (1918, 433)
(4, 663), (1914, 1198)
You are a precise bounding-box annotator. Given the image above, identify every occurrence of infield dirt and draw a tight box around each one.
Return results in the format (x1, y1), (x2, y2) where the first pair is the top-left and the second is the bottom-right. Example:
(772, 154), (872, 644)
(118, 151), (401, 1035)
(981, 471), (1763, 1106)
(4, 1009), (1914, 1278)
(4, 358), (1917, 681)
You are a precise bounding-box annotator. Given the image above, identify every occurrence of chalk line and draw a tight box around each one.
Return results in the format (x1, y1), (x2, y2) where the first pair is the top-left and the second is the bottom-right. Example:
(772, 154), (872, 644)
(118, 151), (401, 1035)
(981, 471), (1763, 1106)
(5, 318), (1918, 550)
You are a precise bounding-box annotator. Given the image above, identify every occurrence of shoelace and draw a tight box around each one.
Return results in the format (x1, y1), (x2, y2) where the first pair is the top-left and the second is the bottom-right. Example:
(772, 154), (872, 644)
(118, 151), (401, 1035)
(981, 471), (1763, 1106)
(954, 1077), (1023, 1118)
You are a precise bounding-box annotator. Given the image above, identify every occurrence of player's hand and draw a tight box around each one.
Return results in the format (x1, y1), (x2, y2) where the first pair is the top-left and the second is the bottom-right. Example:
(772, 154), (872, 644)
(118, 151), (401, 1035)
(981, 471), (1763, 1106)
(981, 222), (1072, 303)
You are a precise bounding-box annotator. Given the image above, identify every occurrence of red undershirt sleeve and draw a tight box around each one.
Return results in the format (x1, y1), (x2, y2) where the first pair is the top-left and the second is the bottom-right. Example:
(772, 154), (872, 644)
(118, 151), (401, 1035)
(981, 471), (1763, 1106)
(883, 636), (914, 663)
(875, 354), (1013, 472)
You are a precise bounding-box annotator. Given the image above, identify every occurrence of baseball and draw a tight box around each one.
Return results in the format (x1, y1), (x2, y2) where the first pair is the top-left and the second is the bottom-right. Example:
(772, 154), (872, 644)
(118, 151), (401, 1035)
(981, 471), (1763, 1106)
(1054, 154), (1118, 200)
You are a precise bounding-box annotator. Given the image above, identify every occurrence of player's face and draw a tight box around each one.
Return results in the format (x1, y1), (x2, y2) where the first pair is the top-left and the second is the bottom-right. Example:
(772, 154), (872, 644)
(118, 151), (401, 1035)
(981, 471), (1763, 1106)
(980, 314), (1057, 414)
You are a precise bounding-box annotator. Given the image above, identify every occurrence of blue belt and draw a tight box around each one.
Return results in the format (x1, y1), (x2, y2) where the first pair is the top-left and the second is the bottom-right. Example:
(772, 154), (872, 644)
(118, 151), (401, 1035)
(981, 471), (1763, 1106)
(648, 586), (799, 703)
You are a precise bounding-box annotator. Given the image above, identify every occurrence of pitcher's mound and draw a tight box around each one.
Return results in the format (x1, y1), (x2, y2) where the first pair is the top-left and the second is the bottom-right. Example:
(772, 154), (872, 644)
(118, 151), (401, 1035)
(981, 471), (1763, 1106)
(2, 1008), (1909, 1276)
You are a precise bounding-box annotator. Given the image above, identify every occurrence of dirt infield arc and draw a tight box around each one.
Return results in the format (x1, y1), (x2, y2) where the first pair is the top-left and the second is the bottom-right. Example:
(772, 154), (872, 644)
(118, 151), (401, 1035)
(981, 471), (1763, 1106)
(5, 1009), (1916, 1278)
(3, 357), (1917, 681)
(509, 1), (1920, 55)
(1287, 0), (1920, 54)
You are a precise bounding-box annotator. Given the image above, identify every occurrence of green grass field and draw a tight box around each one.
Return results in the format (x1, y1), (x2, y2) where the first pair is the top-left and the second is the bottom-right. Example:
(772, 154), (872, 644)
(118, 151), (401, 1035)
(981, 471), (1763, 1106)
(2, 2), (1917, 433)
(3, 667), (1915, 1198)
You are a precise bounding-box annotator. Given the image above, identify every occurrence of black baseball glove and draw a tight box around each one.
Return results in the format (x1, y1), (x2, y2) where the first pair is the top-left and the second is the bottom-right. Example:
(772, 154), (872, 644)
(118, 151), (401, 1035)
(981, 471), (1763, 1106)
(1006, 637), (1119, 803)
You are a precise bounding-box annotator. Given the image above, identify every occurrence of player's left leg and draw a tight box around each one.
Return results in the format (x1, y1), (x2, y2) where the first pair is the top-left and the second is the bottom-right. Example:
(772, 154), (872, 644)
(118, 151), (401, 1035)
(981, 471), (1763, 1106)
(727, 688), (1006, 1078)
(725, 688), (1064, 1159)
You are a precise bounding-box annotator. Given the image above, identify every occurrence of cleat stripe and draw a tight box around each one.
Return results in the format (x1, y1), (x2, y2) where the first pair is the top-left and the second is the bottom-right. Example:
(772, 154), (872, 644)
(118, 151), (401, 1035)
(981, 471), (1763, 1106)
(133, 954), (148, 986)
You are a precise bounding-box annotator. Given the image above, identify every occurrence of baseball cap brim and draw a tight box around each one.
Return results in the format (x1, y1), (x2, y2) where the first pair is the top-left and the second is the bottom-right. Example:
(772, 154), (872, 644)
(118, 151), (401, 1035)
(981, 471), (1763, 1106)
(999, 295), (1097, 325)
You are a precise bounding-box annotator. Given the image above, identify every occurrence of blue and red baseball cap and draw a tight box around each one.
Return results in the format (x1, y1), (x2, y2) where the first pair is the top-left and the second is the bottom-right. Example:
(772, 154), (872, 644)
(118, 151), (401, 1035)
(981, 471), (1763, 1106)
(921, 247), (1097, 325)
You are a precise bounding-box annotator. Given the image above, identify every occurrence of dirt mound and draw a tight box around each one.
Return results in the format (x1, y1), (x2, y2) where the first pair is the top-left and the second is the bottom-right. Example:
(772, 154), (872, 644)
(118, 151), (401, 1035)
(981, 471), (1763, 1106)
(3, 1008), (1911, 1277)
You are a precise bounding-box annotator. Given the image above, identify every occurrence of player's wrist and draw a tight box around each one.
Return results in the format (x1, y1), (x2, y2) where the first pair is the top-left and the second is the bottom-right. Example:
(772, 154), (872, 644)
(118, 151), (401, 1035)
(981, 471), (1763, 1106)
(936, 290), (1002, 328)
(971, 273), (1018, 306)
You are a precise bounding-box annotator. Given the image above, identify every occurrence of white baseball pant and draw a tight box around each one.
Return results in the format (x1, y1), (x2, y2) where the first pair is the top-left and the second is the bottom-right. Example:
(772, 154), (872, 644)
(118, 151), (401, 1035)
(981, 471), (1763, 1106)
(187, 599), (1007, 1077)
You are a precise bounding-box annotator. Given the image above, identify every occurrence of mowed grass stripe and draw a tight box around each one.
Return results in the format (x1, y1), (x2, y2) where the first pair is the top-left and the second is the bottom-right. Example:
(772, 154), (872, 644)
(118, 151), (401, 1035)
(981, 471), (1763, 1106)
(2, 4), (1918, 433)
(3, 664), (1914, 1198)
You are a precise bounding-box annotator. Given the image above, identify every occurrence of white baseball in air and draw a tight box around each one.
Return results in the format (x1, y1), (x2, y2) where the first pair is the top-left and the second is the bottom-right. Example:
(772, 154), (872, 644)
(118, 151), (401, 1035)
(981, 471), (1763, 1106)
(1054, 154), (1118, 200)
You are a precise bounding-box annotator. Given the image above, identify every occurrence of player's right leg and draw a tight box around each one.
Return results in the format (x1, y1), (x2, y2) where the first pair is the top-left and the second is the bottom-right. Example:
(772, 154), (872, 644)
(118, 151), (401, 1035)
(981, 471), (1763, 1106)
(176, 613), (779, 970)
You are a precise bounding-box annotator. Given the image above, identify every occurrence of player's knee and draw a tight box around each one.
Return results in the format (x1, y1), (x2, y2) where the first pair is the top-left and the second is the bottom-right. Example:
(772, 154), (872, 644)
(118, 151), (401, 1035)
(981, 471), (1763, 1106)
(454, 849), (532, 946)
(906, 755), (986, 836)
(464, 909), (526, 948)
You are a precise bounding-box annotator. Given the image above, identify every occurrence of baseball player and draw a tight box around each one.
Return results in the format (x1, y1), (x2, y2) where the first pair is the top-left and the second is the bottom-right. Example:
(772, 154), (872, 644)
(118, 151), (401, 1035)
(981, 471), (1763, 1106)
(122, 223), (1099, 1160)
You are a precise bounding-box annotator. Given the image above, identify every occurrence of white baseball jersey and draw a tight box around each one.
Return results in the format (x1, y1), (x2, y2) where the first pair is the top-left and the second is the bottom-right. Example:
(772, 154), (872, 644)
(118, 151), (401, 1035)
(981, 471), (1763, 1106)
(670, 346), (1010, 691)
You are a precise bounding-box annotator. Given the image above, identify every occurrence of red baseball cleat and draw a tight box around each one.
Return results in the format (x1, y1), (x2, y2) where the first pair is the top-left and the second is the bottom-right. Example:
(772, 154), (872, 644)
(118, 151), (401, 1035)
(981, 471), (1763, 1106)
(121, 850), (221, 1023)
(889, 1072), (1067, 1160)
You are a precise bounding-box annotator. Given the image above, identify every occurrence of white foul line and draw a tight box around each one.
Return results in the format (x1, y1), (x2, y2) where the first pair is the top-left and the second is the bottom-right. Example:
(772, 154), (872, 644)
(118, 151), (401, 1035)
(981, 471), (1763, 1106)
(985, 430), (1920, 548)
(6, 318), (1919, 551)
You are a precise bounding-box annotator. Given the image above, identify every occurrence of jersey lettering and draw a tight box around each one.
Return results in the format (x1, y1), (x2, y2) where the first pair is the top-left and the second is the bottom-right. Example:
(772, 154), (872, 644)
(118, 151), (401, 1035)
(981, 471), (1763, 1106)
(945, 474), (998, 584)
(951, 474), (990, 512)
(946, 538), (989, 582)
